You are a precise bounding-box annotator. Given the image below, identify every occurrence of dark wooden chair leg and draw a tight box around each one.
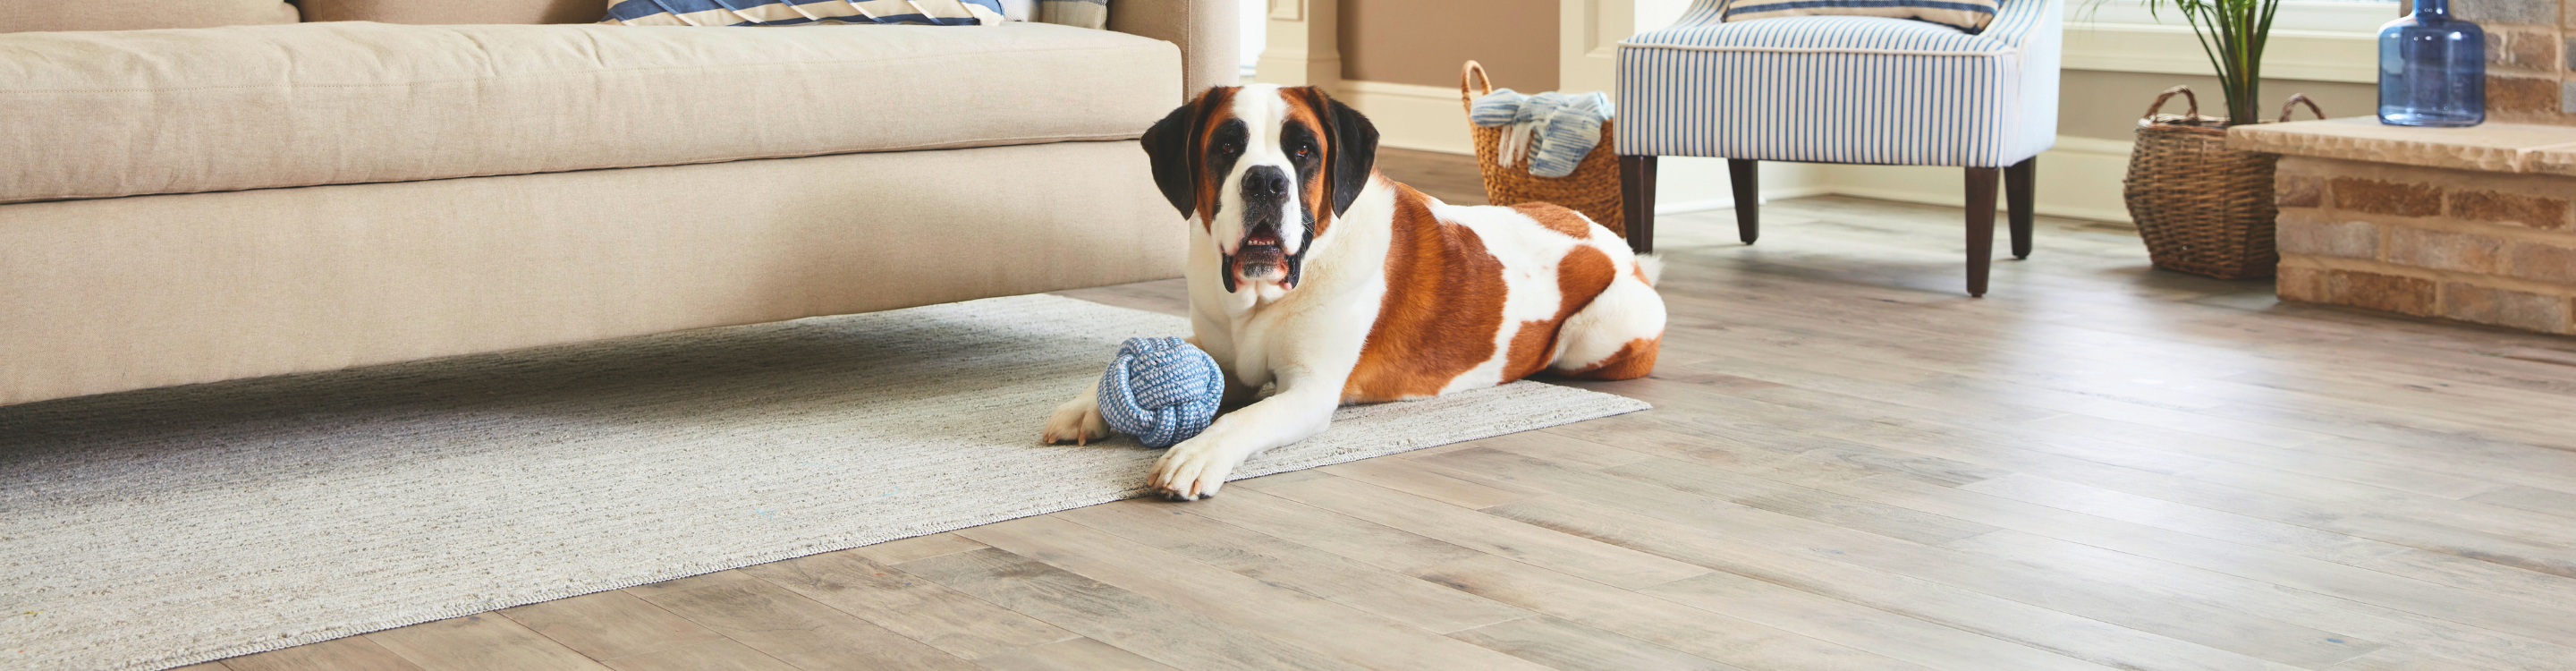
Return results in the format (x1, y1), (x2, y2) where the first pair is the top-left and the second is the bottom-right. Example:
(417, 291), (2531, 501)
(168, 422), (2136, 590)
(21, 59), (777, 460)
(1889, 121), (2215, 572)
(1620, 155), (1657, 253)
(1728, 158), (1758, 243)
(2005, 157), (2035, 259)
(1965, 167), (2001, 297)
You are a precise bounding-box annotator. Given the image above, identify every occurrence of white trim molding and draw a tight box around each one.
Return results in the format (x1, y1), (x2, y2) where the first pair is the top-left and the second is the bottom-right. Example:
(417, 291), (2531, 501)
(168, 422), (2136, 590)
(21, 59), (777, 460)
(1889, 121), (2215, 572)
(1337, 80), (1479, 154)
(2063, 23), (2378, 83)
(2063, 0), (2389, 83)
(1650, 157), (1839, 214)
(1561, 0), (1635, 96)
(2075, 0), (2396, 34)
(1255, 0), (1338, 87)
(1335, 78), (2144, 223)
(1825, 137), (2140, 223)
(1642, 139), (2139, 223)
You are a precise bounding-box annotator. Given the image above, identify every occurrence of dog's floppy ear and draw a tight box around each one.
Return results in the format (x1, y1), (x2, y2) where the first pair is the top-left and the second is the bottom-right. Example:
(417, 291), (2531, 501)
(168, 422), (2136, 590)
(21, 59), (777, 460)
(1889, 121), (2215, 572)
(1319, 92), (1379, 217)
(1140, 96), (1202, 218)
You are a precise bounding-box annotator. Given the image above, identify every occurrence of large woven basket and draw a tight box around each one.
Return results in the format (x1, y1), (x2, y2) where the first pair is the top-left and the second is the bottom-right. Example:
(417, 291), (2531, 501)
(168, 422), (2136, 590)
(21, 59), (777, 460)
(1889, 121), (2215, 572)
(1461, 61), (1624, 238)
(2122, 86), (2323, 279)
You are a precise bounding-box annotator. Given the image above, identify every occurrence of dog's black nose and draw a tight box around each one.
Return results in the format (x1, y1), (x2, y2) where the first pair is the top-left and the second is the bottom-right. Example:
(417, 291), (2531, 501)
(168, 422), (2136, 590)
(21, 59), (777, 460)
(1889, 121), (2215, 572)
(1242, 166), (1289, 199)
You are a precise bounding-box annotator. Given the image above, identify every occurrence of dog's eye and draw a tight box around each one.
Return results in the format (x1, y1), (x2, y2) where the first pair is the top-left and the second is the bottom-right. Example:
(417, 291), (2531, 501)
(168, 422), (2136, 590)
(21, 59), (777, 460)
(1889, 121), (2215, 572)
(1218, 142), (1241, 155)
(1293, 145), (1311, 158)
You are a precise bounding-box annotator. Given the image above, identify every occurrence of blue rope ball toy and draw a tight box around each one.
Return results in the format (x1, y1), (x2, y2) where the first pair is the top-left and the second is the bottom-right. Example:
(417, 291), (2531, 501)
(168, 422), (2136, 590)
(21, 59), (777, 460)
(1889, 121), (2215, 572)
(1096, 337), (1226, 448)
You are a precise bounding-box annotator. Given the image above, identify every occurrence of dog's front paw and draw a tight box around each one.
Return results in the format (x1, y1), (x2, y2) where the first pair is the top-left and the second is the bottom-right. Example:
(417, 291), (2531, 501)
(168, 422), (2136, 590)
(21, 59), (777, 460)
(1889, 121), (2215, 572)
(1042, 396), (1112, 446)
(1149, 438), (1247, 501)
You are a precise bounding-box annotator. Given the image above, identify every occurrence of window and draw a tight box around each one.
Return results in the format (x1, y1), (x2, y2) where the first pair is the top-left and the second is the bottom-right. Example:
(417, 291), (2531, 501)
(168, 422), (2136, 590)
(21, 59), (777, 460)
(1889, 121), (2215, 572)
(1243, 0), (1267, 77)
(2068, 0), (2396, 82)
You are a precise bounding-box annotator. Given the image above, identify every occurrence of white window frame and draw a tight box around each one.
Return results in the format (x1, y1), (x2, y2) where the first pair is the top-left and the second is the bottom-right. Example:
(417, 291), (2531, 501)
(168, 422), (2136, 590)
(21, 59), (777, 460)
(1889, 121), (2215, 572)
(2065, 0), (2394, 83)
(1241, 0), (1267, 78)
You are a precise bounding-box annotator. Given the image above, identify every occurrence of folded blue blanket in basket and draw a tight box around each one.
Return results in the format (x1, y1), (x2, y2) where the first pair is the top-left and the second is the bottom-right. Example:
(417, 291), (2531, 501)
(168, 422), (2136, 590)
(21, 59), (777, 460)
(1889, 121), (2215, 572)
(1470, 89), (1614, 179)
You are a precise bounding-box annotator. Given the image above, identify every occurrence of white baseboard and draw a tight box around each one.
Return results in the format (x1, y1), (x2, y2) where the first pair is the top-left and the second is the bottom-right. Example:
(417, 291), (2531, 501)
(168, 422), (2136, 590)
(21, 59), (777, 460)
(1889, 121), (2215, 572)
(1656, 198), (1743, 215)
(1335, 80), (1476, 155)
(1821, 137), (2138, 224)
(1654, 185), (1839, 216)
(1334, 78), (2140, 224)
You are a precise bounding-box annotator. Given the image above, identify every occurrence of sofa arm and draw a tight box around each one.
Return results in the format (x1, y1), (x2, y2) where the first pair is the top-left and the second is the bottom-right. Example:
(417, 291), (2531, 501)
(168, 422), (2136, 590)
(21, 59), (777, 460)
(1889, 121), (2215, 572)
(1109, 0), (1240, 99)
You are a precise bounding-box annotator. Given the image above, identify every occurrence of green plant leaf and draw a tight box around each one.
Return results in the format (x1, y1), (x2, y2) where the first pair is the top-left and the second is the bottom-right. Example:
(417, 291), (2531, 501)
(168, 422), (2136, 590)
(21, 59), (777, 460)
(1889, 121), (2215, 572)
(2096, 0), (2284, 123)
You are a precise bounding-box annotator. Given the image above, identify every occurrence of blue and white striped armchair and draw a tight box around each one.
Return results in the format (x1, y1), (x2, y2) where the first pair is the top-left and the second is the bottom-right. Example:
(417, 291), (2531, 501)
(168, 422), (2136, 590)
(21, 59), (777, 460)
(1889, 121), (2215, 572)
(1613, 0), (2062, 296)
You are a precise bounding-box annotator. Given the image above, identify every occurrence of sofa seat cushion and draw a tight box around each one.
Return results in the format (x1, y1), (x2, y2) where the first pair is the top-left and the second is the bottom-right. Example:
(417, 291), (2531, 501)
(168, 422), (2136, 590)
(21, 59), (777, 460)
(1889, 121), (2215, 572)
(0, 21), (1179, 203)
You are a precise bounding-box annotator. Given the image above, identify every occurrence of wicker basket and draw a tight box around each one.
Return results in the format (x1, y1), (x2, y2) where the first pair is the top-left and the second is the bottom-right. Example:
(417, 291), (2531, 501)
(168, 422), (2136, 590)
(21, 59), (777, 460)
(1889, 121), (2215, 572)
(2122, 86), (2324, 279)
(1461, 61), (1625, 238)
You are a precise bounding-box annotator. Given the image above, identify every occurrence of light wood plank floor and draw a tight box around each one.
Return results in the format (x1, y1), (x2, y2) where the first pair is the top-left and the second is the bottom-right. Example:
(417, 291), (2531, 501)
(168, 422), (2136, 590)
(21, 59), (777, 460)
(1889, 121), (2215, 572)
(200, 149), (2576, 671)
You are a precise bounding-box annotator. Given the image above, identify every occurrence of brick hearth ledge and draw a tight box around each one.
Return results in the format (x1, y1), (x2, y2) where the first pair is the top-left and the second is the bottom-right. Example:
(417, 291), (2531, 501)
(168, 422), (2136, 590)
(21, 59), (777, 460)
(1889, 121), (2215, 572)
(2228, 118), (2576, 336)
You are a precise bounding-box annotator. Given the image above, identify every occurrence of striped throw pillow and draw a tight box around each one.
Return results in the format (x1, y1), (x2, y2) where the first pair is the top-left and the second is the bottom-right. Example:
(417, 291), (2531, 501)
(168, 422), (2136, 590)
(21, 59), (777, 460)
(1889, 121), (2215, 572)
(1722, 0), (2000, 33)
(602, 0), (1007, 26)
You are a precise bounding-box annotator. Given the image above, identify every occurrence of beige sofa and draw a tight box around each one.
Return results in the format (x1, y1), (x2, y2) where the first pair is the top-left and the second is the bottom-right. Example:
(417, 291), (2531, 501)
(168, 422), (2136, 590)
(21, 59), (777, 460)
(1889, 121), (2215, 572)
(0, 0), (1234, 407)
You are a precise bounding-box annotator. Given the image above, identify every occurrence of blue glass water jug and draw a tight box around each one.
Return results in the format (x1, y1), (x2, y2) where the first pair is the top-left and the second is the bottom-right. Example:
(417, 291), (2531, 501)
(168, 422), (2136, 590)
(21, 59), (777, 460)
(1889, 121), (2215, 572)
(2378, 0), (2485, 126)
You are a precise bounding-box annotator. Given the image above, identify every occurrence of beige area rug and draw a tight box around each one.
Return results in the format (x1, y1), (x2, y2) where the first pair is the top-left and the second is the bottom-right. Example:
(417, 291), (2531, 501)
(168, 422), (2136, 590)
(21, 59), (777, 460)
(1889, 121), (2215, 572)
(0, 294), (1648, 671)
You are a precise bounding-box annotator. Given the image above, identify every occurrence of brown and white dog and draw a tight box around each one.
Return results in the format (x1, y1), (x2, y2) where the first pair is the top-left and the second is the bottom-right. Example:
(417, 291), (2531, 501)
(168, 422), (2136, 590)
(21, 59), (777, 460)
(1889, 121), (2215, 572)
(1044, 84), (1665, 500)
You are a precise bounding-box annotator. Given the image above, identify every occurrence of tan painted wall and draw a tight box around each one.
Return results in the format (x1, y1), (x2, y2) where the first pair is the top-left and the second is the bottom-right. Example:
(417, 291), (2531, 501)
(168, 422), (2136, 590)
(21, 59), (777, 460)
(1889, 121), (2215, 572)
(1338, 0), (1559, 91)
(2059, 71), (2378, 140)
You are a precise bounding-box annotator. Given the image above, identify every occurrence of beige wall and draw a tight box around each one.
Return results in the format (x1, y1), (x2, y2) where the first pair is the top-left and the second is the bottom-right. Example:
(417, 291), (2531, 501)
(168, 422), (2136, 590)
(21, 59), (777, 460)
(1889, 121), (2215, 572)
(1338, 0), (1559, 91)
(2059, 71), (2378, 140)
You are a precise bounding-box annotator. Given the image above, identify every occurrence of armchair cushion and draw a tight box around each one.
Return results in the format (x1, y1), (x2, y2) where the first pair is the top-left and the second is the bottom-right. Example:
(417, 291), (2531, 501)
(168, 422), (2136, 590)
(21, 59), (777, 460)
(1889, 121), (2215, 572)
(1724, 0), (2000, 33)
(1647, 12), (2015, 52)
(1614, 0), (2059, 167)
